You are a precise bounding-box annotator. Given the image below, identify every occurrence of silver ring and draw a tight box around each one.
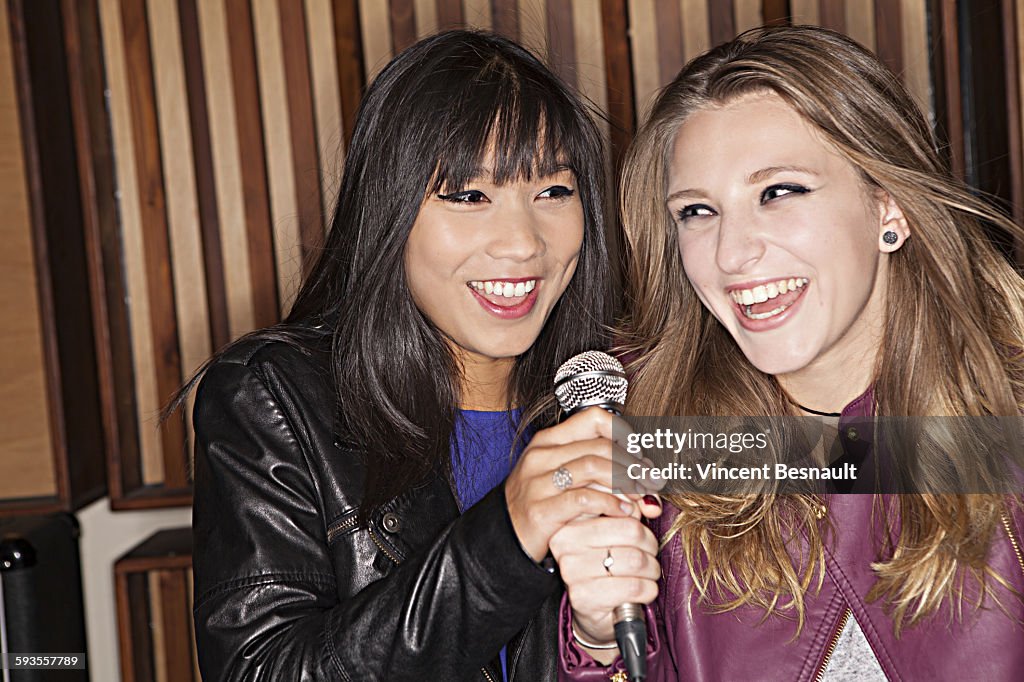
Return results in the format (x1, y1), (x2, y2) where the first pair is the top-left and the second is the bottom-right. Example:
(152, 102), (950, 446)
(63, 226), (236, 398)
(603, 549), (614, 576)
(552, 466), (573, 491)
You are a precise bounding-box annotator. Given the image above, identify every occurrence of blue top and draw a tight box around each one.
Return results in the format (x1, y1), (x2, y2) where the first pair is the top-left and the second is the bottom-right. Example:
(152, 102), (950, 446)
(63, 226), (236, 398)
(451, 408), (528, 681)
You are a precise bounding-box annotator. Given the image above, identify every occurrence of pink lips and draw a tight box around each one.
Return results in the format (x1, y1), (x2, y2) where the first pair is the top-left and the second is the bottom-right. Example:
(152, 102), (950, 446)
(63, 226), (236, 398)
(468, 280), (540, 320)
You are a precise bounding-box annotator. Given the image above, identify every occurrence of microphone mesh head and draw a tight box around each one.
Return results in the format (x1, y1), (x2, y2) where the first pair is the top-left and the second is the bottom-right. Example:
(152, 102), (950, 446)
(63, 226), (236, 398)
(554, 351), (628, 413)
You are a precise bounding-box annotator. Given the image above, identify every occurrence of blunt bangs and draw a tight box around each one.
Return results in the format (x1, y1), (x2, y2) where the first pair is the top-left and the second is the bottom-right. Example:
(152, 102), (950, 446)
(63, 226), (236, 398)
(418, 49), (597, 194)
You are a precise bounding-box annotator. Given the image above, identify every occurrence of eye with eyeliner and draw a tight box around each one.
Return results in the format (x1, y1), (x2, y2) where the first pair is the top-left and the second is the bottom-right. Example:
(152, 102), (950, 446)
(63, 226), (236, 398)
(675, 203), (716, 223)
(437, 189), (488, 204)
(760, 183), (810, 203)
(538, 185), (575, 200)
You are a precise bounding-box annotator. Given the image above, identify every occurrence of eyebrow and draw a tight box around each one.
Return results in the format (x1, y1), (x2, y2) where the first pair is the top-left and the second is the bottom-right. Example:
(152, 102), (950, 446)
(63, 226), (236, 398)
(666, 165), (818, 203)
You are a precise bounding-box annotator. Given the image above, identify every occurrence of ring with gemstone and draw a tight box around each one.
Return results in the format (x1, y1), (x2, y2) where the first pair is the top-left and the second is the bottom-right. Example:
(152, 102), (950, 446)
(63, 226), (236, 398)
(552, 466), (573, 491)
(603, 549), (614, 576)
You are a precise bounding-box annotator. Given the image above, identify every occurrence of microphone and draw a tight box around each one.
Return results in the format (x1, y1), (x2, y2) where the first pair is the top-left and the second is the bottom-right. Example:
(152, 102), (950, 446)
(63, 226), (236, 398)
(554, 351), (647, 682)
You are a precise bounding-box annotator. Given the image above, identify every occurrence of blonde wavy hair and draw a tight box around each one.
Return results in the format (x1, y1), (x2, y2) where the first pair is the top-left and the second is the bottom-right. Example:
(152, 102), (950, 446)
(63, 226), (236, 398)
(619, 26), (1024, 633)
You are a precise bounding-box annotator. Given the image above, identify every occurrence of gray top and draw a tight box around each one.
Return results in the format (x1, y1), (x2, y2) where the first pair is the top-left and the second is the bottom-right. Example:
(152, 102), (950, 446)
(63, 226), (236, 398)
(821, 614), (887, 681)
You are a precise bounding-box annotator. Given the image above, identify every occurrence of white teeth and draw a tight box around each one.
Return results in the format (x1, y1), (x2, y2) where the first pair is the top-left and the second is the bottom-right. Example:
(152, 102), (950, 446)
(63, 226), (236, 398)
(730, 277), (808, 319)
(468, 279), (538, 298)
(747, 305), (788, 320)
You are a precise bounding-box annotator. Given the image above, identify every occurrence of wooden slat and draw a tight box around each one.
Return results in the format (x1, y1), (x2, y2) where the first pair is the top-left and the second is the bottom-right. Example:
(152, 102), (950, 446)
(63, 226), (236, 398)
(359, 0), (393, 80)
(490, 0), (520, 39)
(708, 0), (737, 46)
(601, 0), (634, 168)
(414, 0), (438, 36)
(874, 0), (903, 74)
(437, 0), (464, 27)
(762, 0), (791, 26)
(117, 571), (155, 682)
(187, 569), (200, 681)
(518, 0), (547, 61)
(790, 0), (820, 24)
(818, 0), (845, 32)
(147, 0), (212, 407)
(100, 0), (160, 493)
(734, 0), (763, 33)
(1016, 0), (1024, 260)
(121, 0), (187, 487)
(900, 0), (931, 116)
(629, 0), (660, 119)
(224, 0), (279, 330)
(681, 0), (712, 62)
(158, 570), (193, 682)
(937, 0), (964, 177)
(280, 0), (326, 281)
(1002, 0), (1023, 239)
(331, 0), (365, 148)
(148, 571), (167, 682)
(304, 0), (344, 226)
(390, 0), (417, 52)
(546, 0), (575, 87)
(0, 0), (56, 500)
(654, 0), (684, 88)
(196, 0), (256, 341)
(463, 0), (492, 28)
(252, 0), (300, 319)
(571, 0), (607, 118)
(178, 0), (230, 351)
(844, 0), (876, 50)
(64, 0), (140, 502)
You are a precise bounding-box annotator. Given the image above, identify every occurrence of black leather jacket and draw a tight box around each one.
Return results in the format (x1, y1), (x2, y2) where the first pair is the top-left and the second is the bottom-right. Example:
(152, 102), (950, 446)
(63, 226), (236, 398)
(192, 334), (562, 681)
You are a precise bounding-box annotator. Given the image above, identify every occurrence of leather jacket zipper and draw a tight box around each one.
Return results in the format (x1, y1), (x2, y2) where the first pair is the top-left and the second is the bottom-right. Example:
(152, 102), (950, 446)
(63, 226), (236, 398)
(814, 608), (851, 682)
(1001, 511), (1024, 576)
(366, 525), (401, 565)
(365, 524), (496, 681)
(326, 514), (359, 543)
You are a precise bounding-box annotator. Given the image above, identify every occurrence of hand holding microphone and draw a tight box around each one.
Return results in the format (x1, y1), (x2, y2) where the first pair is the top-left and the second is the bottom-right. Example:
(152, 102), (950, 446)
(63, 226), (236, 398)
(548, 351), (662, 682)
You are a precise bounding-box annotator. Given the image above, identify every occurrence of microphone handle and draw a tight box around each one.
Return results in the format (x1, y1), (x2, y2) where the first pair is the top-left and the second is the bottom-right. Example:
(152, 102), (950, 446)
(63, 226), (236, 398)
(570, 404), (647, 682)
(613, 604), (646, 681)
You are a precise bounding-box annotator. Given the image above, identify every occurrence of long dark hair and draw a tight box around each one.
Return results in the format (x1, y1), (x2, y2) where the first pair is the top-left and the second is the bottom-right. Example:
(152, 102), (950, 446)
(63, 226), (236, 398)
(175, 30), (610, 522)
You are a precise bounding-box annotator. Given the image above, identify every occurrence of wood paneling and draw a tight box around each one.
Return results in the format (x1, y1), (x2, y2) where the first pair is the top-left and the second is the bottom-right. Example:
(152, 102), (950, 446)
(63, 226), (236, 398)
(0, 0), (55, 501)
(115, 528), (195, 682)
(1, 0), (106, 515)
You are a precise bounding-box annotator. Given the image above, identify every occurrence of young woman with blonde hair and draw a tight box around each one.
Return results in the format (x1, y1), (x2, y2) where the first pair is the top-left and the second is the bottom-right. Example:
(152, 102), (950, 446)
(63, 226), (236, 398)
(554, 25), (1024, 681)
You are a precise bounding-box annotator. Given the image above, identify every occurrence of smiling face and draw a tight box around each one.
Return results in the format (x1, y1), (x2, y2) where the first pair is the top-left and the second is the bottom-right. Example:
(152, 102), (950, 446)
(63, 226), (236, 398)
(667, 91), (906, 390)
(404, 161), (584, 368)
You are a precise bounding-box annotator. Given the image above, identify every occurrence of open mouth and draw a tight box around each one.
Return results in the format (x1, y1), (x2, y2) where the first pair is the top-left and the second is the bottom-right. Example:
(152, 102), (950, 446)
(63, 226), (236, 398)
(729, 277), (808, 321)
(467, 278), (540, 319)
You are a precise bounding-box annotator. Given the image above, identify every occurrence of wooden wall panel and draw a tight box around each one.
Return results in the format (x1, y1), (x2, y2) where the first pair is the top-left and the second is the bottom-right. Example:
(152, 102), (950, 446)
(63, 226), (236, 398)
(0, 0), (56, 500)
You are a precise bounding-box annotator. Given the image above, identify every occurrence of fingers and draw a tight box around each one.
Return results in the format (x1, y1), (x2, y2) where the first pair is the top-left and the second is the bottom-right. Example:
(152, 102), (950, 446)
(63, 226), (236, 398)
(566, 576), (660, 612)
(556, 545), (661, 583)
(549, 516), (659, 557)
(528, 407), (636, 451)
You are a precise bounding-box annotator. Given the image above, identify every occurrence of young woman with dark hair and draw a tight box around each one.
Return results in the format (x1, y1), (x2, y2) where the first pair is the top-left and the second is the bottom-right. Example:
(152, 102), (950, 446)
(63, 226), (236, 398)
(186, 30), (659, 681)
(557, 26), (1024, 681)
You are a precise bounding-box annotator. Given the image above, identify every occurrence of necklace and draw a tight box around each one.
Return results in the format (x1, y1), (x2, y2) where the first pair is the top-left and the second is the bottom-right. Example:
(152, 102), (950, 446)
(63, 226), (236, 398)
(793, 402), (842, 418)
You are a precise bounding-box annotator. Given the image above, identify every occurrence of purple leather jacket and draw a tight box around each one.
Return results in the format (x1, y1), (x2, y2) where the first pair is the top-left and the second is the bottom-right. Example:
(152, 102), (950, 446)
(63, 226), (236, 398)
(560, 392), (1024, 681)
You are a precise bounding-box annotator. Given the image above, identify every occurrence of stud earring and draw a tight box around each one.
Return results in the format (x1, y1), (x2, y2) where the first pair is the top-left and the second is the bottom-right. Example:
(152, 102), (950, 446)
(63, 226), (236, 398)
(882, 230), (899, 245)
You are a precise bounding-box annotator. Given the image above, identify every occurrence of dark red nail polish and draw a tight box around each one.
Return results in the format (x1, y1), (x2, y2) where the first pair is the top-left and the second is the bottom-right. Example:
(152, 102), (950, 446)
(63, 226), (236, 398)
(643, 495), (661, 507)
